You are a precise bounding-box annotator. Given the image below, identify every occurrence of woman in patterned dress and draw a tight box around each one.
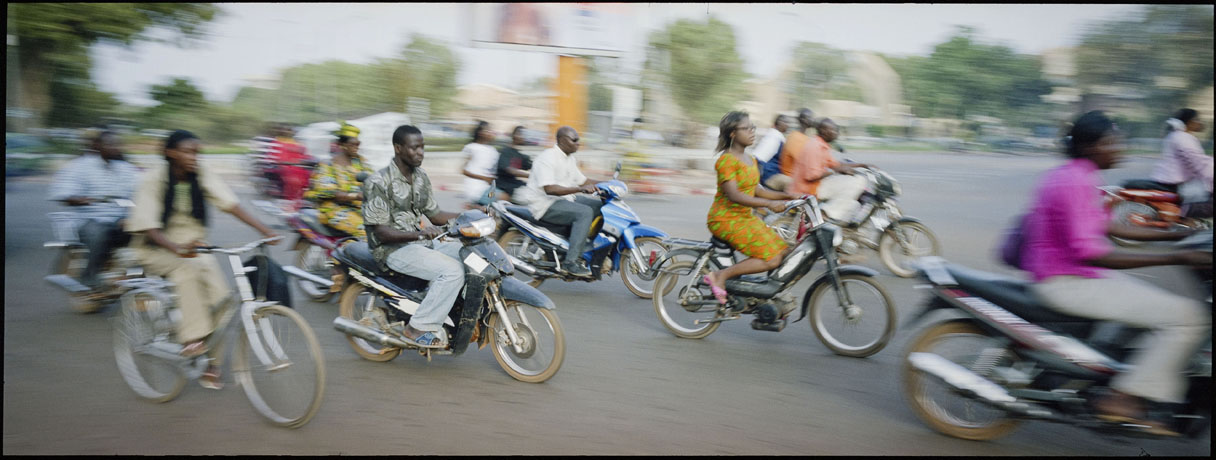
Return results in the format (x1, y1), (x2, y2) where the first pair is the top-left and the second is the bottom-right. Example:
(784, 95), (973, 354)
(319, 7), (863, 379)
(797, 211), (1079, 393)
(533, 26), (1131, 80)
(304, 122), (375, 238)
(703, 111), (799, 304)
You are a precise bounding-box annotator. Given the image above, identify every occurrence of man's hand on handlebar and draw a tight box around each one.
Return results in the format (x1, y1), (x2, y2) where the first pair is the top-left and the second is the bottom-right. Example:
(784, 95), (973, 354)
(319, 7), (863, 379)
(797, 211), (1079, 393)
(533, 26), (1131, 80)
(580, 184), (599, 194)
(419, 226), (445, 240)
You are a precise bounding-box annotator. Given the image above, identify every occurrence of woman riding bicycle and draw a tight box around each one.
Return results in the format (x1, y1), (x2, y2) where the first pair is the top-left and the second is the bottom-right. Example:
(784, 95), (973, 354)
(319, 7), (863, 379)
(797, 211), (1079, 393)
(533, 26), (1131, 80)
(125, 130), (279, 390)
(701, 111), (798, 304)
(303, 121), (375, 238)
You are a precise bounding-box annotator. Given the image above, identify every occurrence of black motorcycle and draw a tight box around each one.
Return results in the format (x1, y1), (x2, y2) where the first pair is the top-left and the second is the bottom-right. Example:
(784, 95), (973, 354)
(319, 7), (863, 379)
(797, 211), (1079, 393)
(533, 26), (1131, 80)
(900, 232), (1212, 441)
(649, 196), (896, 358)
(329, 210), (566, 383)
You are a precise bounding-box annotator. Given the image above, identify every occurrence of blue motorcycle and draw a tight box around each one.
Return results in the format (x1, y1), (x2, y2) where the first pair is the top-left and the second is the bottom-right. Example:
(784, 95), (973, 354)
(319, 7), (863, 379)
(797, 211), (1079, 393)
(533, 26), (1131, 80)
(492, 163), (670, 298)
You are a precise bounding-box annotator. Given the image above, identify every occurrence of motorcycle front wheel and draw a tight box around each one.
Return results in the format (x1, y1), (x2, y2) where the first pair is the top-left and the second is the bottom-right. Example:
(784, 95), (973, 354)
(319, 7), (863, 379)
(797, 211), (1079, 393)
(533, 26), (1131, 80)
(901, 321), (1021, 441)
(489, 301), (565, 383)
(1108, 201), (1157, 247)
(337, 283), (402, 362)
(878, 221), (941, 278)
(805, 274), (895, 357)
(294, 243), (335, 302)
(497, 230), (546, 288)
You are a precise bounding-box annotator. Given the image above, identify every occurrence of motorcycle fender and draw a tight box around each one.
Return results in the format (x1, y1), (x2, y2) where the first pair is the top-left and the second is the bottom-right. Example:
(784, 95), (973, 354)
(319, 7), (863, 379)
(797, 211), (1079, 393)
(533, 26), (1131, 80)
(884, 216), (925, 231)
(499, 277), (556, 310)
(622, 224), (669, 248)
(650, 247), (706, 273)
(798, 265), (880, 320)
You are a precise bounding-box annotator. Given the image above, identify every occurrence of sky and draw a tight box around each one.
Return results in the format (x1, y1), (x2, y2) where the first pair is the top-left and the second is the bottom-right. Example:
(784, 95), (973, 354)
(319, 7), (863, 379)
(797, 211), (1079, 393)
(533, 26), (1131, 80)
(88, 3), (1155, 107)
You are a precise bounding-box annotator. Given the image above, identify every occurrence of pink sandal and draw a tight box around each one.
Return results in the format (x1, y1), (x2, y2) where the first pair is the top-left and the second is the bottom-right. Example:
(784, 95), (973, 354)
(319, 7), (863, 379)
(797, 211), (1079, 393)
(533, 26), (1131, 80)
(702, 275), (728, 305)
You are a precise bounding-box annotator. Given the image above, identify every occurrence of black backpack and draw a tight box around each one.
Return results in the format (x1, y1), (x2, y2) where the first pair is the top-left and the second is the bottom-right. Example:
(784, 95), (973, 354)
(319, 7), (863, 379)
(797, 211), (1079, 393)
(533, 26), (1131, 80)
(243, 254), (293, 308)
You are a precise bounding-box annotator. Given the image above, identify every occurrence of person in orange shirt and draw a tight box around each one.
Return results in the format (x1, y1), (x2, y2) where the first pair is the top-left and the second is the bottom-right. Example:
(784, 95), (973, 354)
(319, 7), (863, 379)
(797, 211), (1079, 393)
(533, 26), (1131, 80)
(770, 108), (817, 192)
(790, 119), (872, 225)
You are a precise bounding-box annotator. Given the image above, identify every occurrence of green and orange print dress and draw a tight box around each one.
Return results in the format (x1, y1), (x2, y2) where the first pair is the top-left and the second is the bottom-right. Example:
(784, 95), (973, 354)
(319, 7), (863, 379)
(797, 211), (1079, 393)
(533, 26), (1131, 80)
(707, 153), (787, 260)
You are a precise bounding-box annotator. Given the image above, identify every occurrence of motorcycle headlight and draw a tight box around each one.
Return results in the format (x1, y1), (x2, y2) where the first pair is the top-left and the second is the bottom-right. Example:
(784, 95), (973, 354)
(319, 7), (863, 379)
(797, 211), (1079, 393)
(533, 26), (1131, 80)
(459, 218), (497, 238)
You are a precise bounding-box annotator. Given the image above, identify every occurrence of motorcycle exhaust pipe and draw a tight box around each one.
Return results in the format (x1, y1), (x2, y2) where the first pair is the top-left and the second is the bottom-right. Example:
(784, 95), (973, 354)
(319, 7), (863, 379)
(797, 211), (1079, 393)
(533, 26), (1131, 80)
(506, 254), (553, 277)
(45, 274), (92, 293)
(333, 316), (409, 349)
(908, 352), (1059, 420)
(282, 265), (334, 288)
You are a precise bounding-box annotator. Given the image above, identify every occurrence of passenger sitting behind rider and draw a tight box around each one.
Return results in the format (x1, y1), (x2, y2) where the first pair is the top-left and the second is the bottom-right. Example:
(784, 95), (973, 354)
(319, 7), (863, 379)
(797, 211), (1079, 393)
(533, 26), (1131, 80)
(790, 118), (873, 226)
(362, 125), (463, 349)
(125, 130), (280, 390)
(1023, 111), (1210, 436)
(512, 126), (603, 278)
(702, 111), (798, 305)
(304, 121), (374, 238)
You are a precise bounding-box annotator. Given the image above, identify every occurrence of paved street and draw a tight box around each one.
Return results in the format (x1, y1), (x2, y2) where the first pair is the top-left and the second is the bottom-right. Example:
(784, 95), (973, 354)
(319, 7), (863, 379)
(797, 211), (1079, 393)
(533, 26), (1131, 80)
(3, 151), (1208, 455)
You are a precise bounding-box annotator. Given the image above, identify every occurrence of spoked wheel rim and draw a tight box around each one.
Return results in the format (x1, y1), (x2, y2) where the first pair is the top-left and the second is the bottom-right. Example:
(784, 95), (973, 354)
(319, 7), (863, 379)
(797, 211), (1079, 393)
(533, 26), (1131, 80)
(295, 244), (333, 300)
(652, 261), (722, 339)
(336, 284), (401, 361)
(621, 237), (671, 299)
(880, 222), (940, 278)
(489, 302), (565, 383)
(112, 293), (185, 402)
(233, 304), (326, 428)
(808, 275), (895, 357)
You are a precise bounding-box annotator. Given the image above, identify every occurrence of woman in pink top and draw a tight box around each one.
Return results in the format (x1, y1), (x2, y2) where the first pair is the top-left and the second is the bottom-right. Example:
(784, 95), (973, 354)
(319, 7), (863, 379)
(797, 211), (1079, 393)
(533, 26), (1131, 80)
(1023, 111), (1210, 436)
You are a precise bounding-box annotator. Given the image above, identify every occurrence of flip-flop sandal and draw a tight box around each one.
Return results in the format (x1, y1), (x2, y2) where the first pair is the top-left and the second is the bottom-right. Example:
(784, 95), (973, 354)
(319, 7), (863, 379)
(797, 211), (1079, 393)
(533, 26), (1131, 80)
(180, 340), (209, 358)
(702, 275), (728, 305)
(402, 330), (447, 349)
(199, 367), (223, 390)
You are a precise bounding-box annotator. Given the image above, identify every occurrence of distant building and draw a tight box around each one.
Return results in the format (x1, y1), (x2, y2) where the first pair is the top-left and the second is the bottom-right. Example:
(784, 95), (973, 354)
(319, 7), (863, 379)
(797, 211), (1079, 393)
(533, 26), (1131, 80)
(447, 83), (556, 137)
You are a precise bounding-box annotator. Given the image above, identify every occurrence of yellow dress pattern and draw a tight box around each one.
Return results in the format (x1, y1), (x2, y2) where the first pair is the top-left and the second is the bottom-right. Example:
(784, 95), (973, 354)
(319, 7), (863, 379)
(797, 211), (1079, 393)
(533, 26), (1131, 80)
(304, 158), (374, 238)
(706, 153), (787, 260)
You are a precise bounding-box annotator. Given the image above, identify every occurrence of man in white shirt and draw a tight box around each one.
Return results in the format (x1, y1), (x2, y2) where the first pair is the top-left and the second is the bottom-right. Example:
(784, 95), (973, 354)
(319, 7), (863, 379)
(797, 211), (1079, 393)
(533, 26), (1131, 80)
(514, 126), (601, 277)
(48, 130), (141, 293)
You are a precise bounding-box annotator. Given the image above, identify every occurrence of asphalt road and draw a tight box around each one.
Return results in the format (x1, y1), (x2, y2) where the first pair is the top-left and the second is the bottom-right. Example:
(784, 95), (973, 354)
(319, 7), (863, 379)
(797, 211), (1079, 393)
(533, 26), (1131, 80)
(3, 151), (1208, 455)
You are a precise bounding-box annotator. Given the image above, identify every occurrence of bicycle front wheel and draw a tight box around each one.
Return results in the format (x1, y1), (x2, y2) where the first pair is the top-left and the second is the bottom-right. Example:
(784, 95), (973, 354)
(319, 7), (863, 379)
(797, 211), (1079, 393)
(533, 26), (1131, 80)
(233, 304), (326, 428)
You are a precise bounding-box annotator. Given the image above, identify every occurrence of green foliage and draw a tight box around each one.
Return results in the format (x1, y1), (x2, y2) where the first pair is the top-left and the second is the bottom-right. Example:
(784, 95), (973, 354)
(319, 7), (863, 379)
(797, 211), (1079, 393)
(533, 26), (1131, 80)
(788, 42), (853, 106)
(9, 3), (220, 128)
(588, 57), (614, 112)
(645, 16), (749, 125)
(378, 34), (463, 119)
(887, 27), (1051, 125)
(865, 125), (884, 137)
(45, 67), (121, 127)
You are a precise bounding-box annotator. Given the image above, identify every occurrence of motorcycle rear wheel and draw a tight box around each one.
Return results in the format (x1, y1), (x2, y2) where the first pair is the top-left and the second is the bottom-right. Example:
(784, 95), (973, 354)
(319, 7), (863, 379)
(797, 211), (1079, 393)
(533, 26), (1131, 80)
(878, 221), (940, 278)
(489, 302), (565, 383)
(337, 283), (402, 362)
(497, 230), (545, 288)
(901, 321), (1021, 441)
(651, 260), (721, 339)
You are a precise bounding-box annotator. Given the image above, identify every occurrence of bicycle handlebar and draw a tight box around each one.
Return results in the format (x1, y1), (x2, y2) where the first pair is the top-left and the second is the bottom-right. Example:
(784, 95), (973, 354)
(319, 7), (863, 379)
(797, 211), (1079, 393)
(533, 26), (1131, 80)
(193, 236), (284, 255)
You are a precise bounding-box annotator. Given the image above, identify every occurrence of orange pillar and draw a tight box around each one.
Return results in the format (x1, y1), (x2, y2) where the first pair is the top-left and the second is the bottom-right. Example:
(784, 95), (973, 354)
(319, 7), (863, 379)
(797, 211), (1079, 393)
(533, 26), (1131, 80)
(552, 55), (588, 141)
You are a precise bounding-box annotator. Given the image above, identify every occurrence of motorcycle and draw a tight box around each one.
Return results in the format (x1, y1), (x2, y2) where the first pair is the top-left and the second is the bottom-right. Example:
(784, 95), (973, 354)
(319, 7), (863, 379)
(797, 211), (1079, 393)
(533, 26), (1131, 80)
(1102, 179), (1212, 247)
(766, 165), (940, 278)
(493, 162), (671, 299)
(329, 209), (566, 383)
(649, 196), (896, 358)
(900, 232), (1212, 441)
(44, 199), (143, 313)
(275, 171), (373, 303)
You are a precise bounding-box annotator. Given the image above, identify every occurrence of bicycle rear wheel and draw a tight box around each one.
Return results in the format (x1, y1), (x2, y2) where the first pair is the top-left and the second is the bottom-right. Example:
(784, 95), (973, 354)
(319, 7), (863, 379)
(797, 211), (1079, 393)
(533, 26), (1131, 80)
(112, 292), (186, 403)
(233, 304), (326, 428)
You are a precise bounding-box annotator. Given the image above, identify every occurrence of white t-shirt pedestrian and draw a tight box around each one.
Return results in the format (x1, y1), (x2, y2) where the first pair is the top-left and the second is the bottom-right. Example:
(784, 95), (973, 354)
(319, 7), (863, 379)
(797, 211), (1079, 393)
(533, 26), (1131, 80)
(462, 142), (500, 201)
(514, 145), (588, 219)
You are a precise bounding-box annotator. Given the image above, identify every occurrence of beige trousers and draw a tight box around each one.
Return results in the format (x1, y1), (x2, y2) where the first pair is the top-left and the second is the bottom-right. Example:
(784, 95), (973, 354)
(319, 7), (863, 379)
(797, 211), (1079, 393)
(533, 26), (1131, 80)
(138, 247), (232, 344)
(763, 174), (792, 192)
(1033, 271), (1209, 403)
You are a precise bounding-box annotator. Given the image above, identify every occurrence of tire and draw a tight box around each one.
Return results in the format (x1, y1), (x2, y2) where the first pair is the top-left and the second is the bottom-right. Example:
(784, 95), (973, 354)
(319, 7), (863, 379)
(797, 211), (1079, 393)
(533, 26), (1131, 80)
(878, 221), (941, 278)
(620, 236), (670, 299)
(233, 304), (326, 428)
(497, 230), (545, 288)
(294, 243), (335, 302)
(805, 274), (896, 357)
(112, 291), (186, 403)
(336, 283), (402, 362)
(901, 321), (1021, 441)
(489, 302), (565, 383)
(1108, 201), (1156, 247)
(652, 260), (721, 339)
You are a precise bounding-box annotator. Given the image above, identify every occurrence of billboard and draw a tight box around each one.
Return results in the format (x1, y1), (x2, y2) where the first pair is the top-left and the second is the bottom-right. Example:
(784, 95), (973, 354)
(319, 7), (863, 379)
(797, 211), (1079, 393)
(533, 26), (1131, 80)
(468, 3), (632, 57)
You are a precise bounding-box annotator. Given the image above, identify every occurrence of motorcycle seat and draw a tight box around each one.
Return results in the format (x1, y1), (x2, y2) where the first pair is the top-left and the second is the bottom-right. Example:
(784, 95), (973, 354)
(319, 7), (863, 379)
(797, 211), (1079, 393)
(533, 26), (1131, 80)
(337, 242), (428, 291)
(944, 264), (1092, 324)
(1121, 179), (1177, 193)
(299, 209), (350, 238)
(711, 236), (733, 251)
(503, 205), (573, 236)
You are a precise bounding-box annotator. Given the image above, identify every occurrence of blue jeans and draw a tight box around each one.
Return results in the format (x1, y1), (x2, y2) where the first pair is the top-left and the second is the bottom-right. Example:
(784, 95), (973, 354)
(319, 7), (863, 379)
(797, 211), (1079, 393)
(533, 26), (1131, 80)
(385, 241), (465, 332)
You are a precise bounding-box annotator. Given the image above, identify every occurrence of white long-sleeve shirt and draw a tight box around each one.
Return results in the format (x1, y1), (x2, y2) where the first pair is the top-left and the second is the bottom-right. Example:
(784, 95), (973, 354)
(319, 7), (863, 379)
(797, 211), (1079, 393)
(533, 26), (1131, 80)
(752, 128), (786, 163)
(1150, 130), (1213, 192)
(48, 153), (141, 223)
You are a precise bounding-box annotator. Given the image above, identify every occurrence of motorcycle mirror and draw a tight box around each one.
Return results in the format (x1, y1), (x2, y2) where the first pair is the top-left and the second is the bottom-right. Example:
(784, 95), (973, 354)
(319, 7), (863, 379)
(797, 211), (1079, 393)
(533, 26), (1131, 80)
(355, 172), (369, 182)
(614, 161), (622, 180)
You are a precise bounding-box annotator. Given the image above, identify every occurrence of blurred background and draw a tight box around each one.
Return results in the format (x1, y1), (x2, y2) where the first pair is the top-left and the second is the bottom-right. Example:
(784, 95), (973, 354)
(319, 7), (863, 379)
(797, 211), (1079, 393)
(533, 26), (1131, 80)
(5, 3), (1213, 173)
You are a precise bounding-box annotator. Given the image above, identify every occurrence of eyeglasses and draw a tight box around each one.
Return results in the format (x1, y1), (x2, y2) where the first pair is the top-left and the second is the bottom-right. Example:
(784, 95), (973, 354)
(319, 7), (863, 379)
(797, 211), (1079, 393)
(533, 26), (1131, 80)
(736, 125), (756, 132)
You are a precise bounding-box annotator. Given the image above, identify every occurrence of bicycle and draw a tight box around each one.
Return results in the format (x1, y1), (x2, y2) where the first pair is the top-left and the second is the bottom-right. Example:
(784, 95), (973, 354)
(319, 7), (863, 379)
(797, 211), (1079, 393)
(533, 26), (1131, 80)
(111, 236), (326, 428)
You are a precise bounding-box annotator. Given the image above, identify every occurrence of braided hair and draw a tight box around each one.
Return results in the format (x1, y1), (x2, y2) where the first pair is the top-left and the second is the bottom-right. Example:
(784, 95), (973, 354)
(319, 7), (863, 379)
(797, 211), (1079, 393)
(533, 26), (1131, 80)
(161, 130), (206, 228)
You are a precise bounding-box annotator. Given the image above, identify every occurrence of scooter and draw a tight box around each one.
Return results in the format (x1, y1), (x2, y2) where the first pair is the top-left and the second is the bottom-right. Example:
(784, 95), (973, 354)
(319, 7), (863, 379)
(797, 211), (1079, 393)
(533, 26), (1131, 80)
(44, 199), (143, 313)
(900, 232), (1212, 441)
(493, 162), (670, 299)
(1102, 179), (1212, 247)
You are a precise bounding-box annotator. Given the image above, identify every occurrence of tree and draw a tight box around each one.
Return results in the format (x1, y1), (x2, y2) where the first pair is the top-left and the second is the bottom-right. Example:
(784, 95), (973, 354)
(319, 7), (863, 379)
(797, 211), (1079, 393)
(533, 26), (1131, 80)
(644, 16), (749, 125)
(9, 3), (220, 128)
(377, 34), (463, 119)
(787, 42), (853, 107)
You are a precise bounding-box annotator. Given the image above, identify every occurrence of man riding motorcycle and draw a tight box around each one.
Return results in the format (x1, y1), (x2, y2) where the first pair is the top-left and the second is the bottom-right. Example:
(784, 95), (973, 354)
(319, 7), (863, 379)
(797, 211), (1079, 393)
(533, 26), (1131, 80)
(1149, 108), (1212, 218)
(362, 124), (463, 349)
(48, 130), (141, 299)
(789, 118), (874, 226)
(511, 126), (603, 278)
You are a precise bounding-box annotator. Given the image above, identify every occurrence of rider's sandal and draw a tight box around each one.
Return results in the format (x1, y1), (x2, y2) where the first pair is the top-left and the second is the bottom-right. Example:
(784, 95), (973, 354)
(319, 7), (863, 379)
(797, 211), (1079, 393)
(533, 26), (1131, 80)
(180, 340), (209, 358)
(199, 365), (224, 390)
(702, 275), (728, 305)
(402, 330), (447, 349)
